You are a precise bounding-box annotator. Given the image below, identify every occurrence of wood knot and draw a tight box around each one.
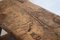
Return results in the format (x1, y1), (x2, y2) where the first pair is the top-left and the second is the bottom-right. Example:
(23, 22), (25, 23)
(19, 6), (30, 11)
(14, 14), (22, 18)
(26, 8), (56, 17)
(53, 17), (60, 25)
(17, 0), (26, 3)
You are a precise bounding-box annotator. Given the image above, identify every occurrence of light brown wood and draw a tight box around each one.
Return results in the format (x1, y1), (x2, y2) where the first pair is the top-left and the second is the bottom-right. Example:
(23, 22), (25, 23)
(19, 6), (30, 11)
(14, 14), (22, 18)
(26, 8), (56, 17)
(0, 0), (60, 40)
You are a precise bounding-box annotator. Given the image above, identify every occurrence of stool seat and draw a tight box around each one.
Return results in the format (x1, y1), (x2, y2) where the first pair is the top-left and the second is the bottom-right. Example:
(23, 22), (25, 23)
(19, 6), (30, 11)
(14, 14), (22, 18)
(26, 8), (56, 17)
(0, 0), (60, 40)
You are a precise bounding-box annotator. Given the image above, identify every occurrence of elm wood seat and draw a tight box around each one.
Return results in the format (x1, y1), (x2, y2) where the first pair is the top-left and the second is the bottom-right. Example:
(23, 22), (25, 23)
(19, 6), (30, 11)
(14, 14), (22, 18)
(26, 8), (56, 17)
(0, 0), (60, 40)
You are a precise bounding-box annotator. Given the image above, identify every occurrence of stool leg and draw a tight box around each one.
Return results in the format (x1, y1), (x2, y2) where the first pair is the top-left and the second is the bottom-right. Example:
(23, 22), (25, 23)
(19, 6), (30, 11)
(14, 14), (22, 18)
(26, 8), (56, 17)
(0, 34), (16, 40)
(0, 27), (2, 35)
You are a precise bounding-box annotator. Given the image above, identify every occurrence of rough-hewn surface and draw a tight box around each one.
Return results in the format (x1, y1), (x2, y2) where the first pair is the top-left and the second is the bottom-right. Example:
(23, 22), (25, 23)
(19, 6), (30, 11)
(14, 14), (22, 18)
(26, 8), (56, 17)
(0, 0), (60, 40)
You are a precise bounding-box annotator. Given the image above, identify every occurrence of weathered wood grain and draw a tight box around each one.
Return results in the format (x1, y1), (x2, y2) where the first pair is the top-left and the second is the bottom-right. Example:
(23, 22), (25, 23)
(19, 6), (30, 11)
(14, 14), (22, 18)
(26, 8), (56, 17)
(0, 0), (60, 40)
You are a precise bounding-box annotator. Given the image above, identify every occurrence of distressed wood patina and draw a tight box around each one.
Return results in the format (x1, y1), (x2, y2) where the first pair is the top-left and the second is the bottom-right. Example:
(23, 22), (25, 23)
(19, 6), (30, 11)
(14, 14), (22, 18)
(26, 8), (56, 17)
(0, 0), (60, 40)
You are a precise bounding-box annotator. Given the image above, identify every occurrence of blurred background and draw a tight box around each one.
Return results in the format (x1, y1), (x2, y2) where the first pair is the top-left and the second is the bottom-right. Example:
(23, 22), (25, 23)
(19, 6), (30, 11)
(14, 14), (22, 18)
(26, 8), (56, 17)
(30, 0), (60, 16)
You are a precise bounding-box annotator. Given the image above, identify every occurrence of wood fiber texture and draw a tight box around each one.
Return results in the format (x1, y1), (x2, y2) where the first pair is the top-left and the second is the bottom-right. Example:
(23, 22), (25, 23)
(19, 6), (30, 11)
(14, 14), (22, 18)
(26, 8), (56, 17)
(0, 0), (60, 40)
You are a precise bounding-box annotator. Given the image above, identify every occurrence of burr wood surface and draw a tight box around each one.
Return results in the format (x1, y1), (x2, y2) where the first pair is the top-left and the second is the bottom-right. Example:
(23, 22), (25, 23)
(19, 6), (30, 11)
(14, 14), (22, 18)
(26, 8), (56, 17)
(0, 0), (60, 40)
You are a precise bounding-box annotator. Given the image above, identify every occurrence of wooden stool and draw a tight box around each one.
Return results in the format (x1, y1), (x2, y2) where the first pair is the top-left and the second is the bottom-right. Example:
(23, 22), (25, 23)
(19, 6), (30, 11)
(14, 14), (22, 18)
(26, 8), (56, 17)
(0, 0), (60, 40)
